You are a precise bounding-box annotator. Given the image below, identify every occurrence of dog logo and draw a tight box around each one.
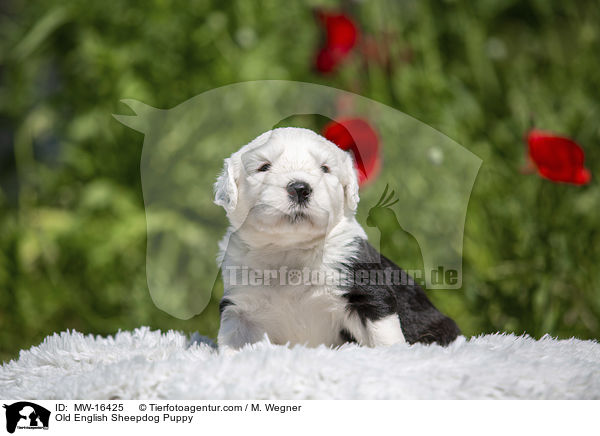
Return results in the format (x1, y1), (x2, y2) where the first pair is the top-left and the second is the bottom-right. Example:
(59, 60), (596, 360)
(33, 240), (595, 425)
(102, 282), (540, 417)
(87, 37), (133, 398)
(113, 80), (481, 320)
(3, 402), (50, 434)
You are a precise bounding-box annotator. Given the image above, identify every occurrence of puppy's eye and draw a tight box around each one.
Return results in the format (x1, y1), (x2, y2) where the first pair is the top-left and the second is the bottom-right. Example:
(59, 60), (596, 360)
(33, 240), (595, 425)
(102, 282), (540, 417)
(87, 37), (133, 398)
(257, 163), (271, 172)
(320, 164), (330, 174)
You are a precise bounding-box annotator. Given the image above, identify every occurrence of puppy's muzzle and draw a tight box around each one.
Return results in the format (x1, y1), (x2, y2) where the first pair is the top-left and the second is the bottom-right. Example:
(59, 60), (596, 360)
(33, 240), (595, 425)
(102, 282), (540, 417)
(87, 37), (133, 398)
(287, 180), (312, 206)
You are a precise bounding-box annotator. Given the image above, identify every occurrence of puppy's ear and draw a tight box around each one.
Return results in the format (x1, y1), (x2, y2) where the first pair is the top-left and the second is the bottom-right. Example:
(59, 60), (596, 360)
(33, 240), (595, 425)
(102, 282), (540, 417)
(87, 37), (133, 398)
(342, 152), (360, 211)
(214, 157), (239, 214)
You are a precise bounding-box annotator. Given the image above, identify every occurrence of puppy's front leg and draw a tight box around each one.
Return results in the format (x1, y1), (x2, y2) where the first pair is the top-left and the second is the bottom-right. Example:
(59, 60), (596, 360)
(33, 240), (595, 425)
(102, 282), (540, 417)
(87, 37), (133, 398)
(366, 314), (406, 346)
(218, 308), (267, 350)
(343, 314), (406, 347)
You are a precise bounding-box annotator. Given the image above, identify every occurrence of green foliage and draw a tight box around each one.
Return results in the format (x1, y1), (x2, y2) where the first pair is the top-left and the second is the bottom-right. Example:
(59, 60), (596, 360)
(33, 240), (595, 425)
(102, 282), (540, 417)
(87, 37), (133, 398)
(1, 0), (599, 361)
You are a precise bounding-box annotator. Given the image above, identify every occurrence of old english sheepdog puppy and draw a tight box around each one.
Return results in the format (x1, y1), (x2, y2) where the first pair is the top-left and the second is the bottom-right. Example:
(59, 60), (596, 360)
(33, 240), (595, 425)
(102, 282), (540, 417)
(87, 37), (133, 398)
(214, 127), (459, 349)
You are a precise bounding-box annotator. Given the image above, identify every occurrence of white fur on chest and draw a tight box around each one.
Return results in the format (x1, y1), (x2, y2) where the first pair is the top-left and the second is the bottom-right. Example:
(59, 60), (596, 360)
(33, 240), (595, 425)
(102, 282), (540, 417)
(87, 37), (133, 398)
(218, 217), (366, 348)
(226, 282), (346, 347)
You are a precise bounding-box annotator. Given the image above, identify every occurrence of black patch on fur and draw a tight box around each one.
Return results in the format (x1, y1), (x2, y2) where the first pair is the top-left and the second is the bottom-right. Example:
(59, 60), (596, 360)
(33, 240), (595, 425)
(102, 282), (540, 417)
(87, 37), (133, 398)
(341, 238), (460, 347)
(339, 328), (357, 344)
(219, 298), (234, 314)
(343, 279), (398, 326)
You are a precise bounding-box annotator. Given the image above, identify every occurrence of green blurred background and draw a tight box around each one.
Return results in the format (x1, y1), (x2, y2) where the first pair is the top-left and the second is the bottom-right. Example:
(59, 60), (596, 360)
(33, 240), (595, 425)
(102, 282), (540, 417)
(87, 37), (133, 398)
(1, 0), (599, 362)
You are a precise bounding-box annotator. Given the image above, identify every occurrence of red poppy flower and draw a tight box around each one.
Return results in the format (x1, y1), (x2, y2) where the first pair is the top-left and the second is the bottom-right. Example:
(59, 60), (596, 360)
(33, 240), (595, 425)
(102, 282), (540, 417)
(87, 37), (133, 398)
(322, 118), (381, 186)
(527, 129), (591, 185)
(314, 11), (358, 73)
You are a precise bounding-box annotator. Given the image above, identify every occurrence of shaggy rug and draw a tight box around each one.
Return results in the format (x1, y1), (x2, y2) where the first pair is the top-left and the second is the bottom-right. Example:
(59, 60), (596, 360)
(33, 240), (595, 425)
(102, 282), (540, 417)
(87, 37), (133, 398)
(1, 327), (599, 399)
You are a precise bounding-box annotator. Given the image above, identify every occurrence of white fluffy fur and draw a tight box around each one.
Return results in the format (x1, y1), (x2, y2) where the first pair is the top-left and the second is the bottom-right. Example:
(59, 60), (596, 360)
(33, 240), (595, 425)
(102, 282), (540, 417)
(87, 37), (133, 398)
(2, 328), (599, 399)
(215, 127), (402, 349)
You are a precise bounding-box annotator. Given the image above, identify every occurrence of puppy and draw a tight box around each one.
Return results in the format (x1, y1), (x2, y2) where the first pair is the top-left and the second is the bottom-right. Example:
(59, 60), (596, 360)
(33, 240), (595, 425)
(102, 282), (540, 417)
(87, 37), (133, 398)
(214, 127), (460, 349)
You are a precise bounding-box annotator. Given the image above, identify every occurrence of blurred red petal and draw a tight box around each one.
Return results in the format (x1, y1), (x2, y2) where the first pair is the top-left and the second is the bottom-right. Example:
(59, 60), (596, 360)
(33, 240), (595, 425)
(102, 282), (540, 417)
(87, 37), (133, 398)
(527, 129), (591, 185)
(574, 167), (592, 185)
(317, 11), (358, 54)
(315, 47), (342, 73)
(322, 118), (381, 186)
(314, 10), (358, 74)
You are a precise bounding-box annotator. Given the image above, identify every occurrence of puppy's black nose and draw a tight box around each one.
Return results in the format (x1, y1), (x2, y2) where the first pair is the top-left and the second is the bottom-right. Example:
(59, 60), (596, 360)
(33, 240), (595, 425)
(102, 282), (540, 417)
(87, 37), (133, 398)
(287, 181), (312, 205)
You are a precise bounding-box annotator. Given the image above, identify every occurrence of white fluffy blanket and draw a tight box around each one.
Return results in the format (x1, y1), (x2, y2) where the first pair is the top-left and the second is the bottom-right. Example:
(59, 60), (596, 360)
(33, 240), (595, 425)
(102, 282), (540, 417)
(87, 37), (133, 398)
(1, 327), (599, 399)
